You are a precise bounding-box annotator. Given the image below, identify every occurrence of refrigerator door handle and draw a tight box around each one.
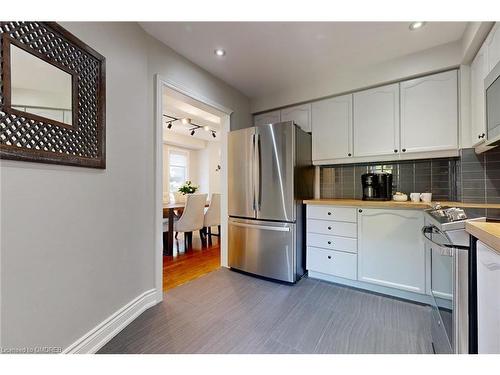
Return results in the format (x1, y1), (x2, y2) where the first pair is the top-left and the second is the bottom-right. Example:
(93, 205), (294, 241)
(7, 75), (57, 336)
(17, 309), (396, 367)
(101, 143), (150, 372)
(230, 221), (290, 232)
(256, 133), (262, 210)
(252, 133), (256, 212)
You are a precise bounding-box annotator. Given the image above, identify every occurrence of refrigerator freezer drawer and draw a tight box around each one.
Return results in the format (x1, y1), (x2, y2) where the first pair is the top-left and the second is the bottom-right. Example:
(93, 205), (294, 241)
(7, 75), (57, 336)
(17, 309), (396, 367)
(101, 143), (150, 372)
(228, 218), (296, 282)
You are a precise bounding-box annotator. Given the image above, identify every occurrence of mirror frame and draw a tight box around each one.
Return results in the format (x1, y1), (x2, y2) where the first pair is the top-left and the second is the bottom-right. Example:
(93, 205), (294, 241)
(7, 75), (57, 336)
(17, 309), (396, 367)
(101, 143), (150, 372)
(0, 22), (106, 168)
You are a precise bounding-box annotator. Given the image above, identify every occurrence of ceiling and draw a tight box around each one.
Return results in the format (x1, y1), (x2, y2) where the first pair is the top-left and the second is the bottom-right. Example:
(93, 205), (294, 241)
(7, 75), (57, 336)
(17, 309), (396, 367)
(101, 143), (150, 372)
(141, 22), (468, 99)
(163, 87), (222, 142)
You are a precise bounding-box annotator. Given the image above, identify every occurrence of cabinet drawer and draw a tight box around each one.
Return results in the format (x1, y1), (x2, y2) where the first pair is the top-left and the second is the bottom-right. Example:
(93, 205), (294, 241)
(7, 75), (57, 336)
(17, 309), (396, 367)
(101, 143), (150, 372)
(307, 233), (357, 253)
(307, 247), (357, 280)
(307, 219), (357, 237)
(307, 205), (357, 222)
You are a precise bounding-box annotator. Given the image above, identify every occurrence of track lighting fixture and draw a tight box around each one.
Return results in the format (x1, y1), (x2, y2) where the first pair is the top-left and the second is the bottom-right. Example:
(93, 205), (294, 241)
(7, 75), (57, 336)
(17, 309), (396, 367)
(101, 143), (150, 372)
(163, 114), (218, 138)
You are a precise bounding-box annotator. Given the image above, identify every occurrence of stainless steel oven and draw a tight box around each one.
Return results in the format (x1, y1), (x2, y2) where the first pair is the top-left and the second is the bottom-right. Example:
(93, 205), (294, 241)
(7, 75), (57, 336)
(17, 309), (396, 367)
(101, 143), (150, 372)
(422, 223), (469, 354)
(422, 206), (483, 354)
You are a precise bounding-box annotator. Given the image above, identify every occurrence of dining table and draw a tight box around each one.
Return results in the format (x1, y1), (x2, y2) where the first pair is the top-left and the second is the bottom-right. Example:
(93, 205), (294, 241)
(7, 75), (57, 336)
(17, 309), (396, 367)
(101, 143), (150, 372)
(162, 201), (209, 256)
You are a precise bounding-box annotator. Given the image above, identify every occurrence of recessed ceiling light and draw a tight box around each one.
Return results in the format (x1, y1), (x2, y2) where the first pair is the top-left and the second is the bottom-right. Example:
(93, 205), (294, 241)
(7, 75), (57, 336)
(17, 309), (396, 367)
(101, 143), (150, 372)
(181, 118), (191, 125)
(409, 22), (426, 31)
(203, 125), (210, 131)
(214, 48), (226, 57)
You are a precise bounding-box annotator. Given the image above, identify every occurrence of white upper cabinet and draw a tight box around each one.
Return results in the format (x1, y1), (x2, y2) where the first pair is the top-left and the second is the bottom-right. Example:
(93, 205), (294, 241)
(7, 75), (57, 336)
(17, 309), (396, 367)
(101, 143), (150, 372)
(280, 103), (312, 132)
(400, 70), (458, 153)
(312, 94), (353, 161)
(353, 83), (400, 157)
(471, 44), (489, 147)
(486, 22), (500, 72)
(358, 208), (425, 294)
(254, 110), (281, 126)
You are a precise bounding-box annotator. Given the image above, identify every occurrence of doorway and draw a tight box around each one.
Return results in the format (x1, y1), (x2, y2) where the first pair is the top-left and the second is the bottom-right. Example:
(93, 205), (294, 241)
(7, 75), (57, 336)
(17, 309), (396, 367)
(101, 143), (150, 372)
(154, 76), (232, 297)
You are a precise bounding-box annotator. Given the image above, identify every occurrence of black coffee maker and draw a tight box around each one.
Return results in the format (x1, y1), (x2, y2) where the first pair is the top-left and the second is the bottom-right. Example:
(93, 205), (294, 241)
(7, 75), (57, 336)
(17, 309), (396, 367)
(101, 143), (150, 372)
(361, 173), (393, 201)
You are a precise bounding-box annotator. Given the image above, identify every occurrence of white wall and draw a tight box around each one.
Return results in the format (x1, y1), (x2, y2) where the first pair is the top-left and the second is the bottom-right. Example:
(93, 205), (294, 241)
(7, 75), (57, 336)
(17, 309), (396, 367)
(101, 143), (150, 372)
(0, 22), (250, 351)
(251, 40), (463, 113)
(195, 141), (222, 197)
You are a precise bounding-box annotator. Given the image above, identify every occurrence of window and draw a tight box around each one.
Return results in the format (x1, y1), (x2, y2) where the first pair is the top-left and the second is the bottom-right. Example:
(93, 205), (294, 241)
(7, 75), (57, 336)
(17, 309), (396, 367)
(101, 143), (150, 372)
(168, 149), (189, 199)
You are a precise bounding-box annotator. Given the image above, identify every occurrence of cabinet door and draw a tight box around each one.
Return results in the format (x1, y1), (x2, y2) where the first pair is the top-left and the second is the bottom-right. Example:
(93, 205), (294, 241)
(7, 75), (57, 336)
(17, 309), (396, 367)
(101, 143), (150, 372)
(280, 103), (311, 132)
(400, 70), (458, 153)
(254, 110), (281, 126)
(471, 45), (488, 147)
(312, 94), (353, 161)
(358, 208), (425, 294)
(477, 241), (500, 354)
(486, 22), (500, 72)
(353, 83), (400, 157)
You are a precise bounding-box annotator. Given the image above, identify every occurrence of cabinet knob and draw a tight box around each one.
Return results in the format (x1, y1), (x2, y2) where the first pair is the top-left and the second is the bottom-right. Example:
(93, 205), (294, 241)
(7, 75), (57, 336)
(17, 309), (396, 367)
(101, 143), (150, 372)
(394, 149), (398, 153)
(358, 209), (363, 213)
(478, 134), (482, 139)
(348, 153), (352, 157)
(327, 226), (332, 230)
(327, 212), (332, 215)
(402, 148), (406, 152)
(327, 255), (332, 259)
(481, 133), (486, 138)
(327, 241), (332, 245)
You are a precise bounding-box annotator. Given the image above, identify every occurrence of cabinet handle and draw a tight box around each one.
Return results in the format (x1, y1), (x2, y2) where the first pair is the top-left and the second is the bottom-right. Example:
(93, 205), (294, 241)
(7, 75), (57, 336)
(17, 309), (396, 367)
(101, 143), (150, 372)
(394, 149), (398, 153)
(327, 255), (332, 259)
(402, 148), (406, 152)
(328, 226), (332, 230)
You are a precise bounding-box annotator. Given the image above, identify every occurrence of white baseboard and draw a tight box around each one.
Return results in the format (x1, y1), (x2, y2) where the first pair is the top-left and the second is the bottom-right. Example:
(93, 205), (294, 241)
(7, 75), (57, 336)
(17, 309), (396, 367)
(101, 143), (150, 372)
(63, 289), (159, 354)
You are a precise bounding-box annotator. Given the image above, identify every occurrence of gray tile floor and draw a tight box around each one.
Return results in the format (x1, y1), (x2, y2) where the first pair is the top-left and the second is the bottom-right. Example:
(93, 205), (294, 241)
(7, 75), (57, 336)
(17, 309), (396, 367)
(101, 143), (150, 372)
(98, 268), (434, 354)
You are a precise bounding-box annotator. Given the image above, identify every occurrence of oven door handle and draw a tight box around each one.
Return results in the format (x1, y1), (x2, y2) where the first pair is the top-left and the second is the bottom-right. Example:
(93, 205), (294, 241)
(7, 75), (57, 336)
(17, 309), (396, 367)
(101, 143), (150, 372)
(421, 225), (470, 251)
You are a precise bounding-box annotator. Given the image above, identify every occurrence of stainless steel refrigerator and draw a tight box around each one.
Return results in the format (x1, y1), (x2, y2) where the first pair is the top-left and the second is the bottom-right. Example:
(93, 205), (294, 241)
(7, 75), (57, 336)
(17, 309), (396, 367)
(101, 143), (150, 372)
(228, 121), (314, 283)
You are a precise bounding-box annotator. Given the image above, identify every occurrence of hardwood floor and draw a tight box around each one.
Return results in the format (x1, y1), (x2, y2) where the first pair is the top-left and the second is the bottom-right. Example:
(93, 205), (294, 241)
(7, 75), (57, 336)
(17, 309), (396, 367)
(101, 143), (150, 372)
(99, 268), (433, 354)
(163, 232), (221, 291)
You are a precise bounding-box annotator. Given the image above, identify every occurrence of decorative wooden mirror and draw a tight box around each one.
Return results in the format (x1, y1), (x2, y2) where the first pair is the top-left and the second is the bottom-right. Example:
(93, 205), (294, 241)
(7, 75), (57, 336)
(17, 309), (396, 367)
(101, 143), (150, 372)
(0, 22), (106, 168)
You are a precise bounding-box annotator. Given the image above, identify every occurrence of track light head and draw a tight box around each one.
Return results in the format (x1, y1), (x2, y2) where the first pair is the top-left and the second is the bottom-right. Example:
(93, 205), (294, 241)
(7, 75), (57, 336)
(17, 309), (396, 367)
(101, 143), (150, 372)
(167, 122), (172, 129)
(190, 130), (195, 136)
(212, 131), (216, 138)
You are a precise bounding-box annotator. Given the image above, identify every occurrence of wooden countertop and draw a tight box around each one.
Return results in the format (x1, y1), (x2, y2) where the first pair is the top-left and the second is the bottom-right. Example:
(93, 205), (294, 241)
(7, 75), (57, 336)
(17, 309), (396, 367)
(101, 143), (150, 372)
(466, 222), (500, 254)
(303, 199), (500, 210)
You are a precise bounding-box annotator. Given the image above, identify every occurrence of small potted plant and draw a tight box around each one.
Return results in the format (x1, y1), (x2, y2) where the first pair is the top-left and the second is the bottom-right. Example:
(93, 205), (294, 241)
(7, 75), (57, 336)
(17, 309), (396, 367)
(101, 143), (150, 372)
(175, 180), (199, 203)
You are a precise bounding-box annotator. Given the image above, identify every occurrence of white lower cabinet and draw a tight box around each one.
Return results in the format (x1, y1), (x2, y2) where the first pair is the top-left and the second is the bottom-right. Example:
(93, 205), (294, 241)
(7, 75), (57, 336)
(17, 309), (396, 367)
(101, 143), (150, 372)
(307, 247), (357, 280)
(477, 240), (500, 354)
(357, 208), (425, 294)
(306, 205), (427, 302)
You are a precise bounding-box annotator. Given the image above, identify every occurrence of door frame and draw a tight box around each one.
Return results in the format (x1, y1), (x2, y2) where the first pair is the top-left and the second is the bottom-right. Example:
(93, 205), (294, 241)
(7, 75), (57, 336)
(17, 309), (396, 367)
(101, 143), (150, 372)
(154, 74), (233, 302)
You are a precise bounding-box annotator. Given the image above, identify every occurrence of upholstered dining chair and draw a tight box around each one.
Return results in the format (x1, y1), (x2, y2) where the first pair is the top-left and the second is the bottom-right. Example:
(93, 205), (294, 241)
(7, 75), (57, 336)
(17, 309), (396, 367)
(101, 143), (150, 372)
(203, 193), (221, 237)
(164, 193), (208, 250)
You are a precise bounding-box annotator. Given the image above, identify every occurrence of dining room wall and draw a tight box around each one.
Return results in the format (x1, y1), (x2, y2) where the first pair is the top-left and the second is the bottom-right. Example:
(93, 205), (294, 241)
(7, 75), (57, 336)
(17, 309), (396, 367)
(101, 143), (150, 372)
(0, 22), (251, 352)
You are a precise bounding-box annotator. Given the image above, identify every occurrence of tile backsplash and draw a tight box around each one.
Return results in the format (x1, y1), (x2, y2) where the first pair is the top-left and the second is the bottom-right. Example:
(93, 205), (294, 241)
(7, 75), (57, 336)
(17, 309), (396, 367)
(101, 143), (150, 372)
(320, 148), (500, 207)
(320, 158), (459, 201)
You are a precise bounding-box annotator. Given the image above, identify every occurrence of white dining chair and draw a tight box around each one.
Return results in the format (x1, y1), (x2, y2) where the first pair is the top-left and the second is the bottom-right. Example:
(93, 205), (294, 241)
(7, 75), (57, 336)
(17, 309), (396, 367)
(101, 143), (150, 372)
(203, 193), (221, 237)
(165, 193), (208, 249)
